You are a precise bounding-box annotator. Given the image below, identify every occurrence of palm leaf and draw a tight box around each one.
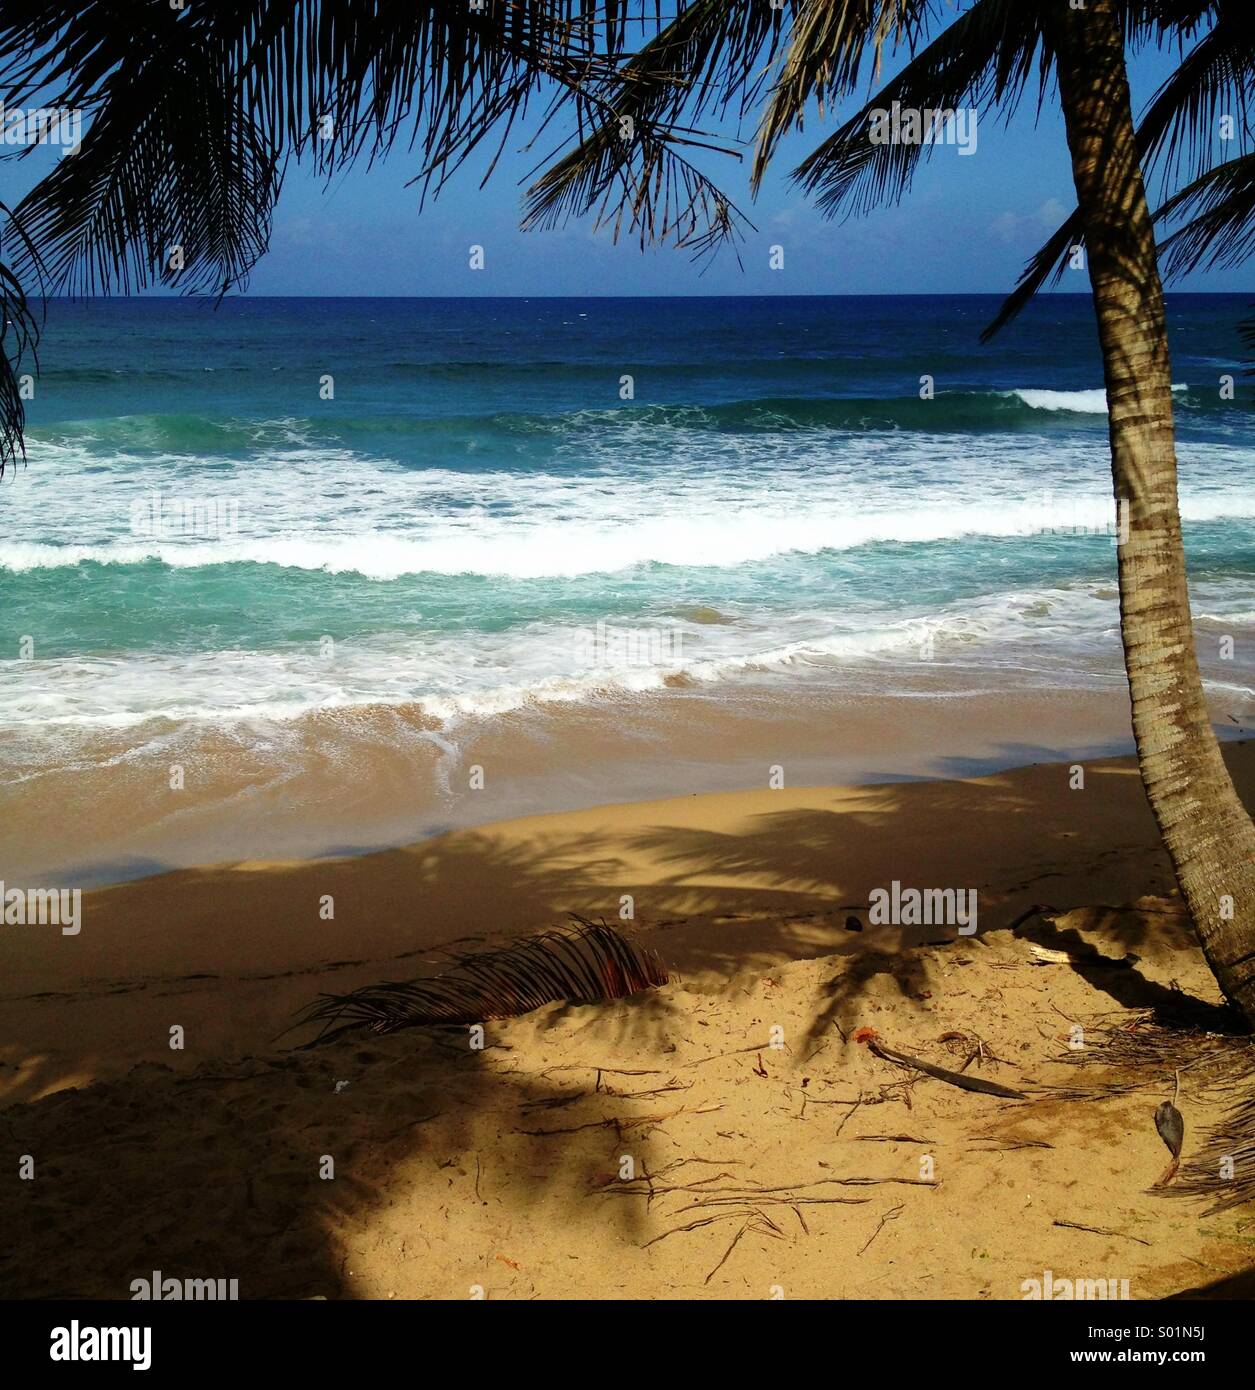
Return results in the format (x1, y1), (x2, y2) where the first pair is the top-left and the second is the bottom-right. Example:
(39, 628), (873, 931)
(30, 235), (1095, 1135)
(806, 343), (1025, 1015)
(293, 917), (669, 1046)
(1168, 1090), (1255, 1212)
(753, 0), (935, 191)
(1156, 151), (1255, 276)
(983, 1), (1255, 339)
(0, 251), (38, 478)
(979, 208), (1084, 343)
(520, 0), (792, 257)
(1134, 2), (1255, 197)
(0, 0), (611, 459)
(788, 0), (1049, 218)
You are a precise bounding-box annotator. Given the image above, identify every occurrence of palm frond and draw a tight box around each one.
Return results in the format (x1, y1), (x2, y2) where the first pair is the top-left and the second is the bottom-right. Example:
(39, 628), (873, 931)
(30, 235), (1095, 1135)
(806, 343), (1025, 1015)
(1156, 151), (1255, 277)
(0, 0), (647, 458)
(0, 2), (619, 298)
(0, 207), (42, 476)
(293, 918), (669, 1046)
(983, 1), (1255, 341)
(1168, 1089), (1255, 1212)
(1241, 310), (1255, 372)
(1133, 3), (1255, 196)
(521, 106), (752, 258)
(789, 0), (1049, 219)
(980, 208), (1084, 343)
(8, 76), (281, 299)
(753, 0), (935, 190)
(519, 0), (791, 259)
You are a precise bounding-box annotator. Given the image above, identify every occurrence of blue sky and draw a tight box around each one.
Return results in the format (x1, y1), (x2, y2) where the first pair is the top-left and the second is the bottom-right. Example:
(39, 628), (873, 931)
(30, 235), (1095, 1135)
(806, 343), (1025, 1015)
(2, 25), (1251, 297)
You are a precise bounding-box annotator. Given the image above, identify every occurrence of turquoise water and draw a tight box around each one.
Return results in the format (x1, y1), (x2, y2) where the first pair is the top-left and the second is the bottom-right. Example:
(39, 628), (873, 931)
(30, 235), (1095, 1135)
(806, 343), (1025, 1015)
(2, 294), (1253, 734)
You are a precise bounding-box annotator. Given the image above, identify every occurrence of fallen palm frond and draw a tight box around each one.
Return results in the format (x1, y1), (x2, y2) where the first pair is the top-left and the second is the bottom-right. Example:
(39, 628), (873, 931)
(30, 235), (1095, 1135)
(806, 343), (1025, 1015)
(293, 917), (667, 1046)
(1024, 1008), (1255, 1212)
(1036, 1007), (1253, 1103)
(1165, 1092), (1255, 1214)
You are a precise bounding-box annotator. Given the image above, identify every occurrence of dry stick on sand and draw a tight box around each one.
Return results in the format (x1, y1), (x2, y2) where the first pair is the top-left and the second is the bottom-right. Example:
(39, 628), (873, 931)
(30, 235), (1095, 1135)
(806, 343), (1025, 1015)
(704, 1212), (787, 1285)
(663, 1176), (937, 1217)
(856, 1133), (936, 1144)
(1054, 1219), (1152, 1248)
(522, 1102), (721, 1137)
(859, 1203), (905, 1256)
(861, 1035), (1029, 1099)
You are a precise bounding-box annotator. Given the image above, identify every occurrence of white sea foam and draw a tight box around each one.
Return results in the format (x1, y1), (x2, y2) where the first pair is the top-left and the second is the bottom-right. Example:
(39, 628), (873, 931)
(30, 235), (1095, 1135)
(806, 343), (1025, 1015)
(4, 579), (1248, 736)
(1012, 384), (1188, 414)
(3, 425), (1252, 738)
(0, 432), (1248, 578)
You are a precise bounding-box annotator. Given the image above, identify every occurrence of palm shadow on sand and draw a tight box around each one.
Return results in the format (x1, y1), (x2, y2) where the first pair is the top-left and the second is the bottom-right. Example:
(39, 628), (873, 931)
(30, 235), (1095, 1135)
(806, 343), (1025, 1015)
(3, 752), (1251, 1298)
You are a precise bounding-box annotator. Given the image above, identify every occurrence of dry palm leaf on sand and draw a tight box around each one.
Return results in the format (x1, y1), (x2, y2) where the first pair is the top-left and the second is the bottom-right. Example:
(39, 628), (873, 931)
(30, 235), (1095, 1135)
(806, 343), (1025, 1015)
(292, 917), (668, 1045)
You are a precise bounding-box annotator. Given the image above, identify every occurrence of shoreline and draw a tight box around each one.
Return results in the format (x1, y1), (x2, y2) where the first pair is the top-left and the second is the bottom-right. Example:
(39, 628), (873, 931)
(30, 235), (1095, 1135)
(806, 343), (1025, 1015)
(5, 737), (1252, 1110)
(8, 671), (1253, 890)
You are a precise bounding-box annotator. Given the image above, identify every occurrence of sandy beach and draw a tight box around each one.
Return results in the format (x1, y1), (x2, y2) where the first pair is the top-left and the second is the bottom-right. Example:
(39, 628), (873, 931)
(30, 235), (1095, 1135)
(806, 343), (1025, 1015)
(5, 0), (1255, 1342)
(4, 742), (1253, 1300)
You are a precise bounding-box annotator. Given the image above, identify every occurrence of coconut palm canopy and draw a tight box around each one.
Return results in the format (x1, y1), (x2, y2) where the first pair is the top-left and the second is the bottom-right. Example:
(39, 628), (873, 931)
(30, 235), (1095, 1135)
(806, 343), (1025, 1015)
(0, 0), (1249, 475)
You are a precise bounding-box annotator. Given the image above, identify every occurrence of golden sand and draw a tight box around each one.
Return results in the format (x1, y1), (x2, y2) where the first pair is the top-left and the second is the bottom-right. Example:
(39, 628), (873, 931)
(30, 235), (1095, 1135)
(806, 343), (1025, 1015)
(2, 744), (1252, 1298)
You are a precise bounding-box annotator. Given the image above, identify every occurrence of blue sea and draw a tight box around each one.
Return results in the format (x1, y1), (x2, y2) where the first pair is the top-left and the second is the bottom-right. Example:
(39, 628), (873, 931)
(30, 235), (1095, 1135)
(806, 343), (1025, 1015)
(2, 294), (1253, 878)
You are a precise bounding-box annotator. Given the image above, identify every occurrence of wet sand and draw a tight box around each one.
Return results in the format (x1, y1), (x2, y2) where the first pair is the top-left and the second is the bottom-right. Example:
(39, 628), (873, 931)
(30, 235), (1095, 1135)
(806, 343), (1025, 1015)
(13, 663), (1253, 888)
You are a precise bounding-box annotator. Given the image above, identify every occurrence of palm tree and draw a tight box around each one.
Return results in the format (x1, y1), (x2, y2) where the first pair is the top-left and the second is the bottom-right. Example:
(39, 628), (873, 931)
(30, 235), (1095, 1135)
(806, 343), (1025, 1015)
(1, 1), (1253, 1018)
(786, 0), (1255, 1022)
(526, 0), (1255, 1024)
(1047, 0), (1255, 1020)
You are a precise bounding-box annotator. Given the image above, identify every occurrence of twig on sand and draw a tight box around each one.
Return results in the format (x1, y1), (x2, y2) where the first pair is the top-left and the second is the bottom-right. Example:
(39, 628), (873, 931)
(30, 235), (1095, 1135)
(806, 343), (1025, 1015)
(609, 1081), (693, 1101)
(967, 1137), (1054, 1151)
(543, 1064), (667, 1078)
(1054, 1219), (1151, 1247)
(667, 1175), (935, 1215)
(522, 1102), (721, 1137)
(861, 1035), (1028, 1099)
(377, 1111), (445, 1143)
(834, 1096), (865, 1137)
(641, 1209), (746, 1248)
(602, 1170), (744, 1202)
(696, 1175), (936, 1194)
(691, 1044), (775, 1068)
(521, 1091), (588, 1111)
(858, 1203), (905, 1256)
(856, 1134), (936, 1144)
(799, 1090), (862, 1123)
(704, 1212), (786, 1285)
(678, 1194), (872, 1212)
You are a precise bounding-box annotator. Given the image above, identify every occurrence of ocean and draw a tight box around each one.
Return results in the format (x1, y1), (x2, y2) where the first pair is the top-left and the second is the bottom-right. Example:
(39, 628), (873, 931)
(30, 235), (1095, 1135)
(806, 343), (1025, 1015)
(3, 294), (1253, 881)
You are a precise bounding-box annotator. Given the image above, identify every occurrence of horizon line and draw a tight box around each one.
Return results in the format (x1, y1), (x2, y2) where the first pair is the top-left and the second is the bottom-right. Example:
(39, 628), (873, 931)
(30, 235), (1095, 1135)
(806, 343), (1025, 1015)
(30, 289), (1254, 301)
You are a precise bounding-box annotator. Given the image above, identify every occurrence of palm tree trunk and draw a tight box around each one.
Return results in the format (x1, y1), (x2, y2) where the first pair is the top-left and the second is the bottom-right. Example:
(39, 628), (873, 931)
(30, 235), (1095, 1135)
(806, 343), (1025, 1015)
(1050, 0), (1255, 1024)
